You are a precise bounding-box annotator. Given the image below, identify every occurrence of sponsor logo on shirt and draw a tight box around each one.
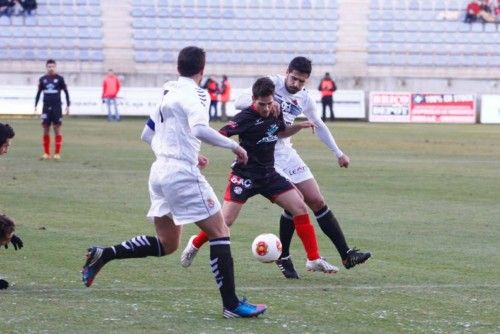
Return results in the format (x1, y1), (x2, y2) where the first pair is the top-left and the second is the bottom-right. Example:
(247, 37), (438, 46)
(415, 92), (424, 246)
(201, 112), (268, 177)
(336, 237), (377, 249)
(256, 124), (279, 145)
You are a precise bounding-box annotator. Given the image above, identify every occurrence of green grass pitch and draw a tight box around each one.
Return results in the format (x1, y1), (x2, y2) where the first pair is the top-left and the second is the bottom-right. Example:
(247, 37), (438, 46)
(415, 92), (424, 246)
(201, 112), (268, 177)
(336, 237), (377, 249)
(0, 118), (499, 333)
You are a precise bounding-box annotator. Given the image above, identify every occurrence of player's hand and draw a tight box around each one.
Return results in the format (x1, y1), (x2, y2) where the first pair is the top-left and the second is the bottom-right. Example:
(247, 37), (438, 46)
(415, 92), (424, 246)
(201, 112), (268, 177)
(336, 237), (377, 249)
(65, 106), (70, 115)
(232, 145), (248, 165)
(197, 154), (209, 170)
(9, 234), (23, 250)
(338, 154), (350, 168)
(297, 121), (315, 130)
(270, 101), (281, 117)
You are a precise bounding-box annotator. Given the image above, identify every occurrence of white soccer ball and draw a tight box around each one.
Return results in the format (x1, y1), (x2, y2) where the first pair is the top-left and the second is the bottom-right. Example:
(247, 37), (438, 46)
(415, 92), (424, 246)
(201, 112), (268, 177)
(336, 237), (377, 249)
(251, 233), (282, 263)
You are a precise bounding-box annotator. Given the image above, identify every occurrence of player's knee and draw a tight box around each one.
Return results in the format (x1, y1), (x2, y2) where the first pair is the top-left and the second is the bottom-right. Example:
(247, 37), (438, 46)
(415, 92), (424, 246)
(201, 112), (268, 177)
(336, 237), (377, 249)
(159, 238), (179, 255)
(306, 196), (326, 212)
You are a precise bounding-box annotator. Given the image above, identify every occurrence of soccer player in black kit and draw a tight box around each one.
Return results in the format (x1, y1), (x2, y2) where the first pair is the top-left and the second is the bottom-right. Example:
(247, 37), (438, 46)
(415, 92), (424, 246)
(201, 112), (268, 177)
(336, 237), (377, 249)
(181, 77), (338, 274)
(35, 59), (70, 160)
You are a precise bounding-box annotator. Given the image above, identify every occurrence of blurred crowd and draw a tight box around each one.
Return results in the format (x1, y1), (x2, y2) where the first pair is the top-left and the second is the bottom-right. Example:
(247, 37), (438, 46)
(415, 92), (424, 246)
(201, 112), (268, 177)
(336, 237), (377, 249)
(465, 0), (500, 23)
(0, 0), (37, 16)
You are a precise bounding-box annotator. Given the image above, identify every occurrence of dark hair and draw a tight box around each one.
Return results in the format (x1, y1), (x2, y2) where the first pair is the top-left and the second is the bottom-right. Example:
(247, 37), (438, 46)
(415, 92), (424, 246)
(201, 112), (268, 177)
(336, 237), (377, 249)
(177, 46), (206, 77)
(252, 77), (275, 98)
(0, 214), (15, 239)
(288, 56), (312, 76)
(0, 123), (15, 146)
(46, 59), (56, 65)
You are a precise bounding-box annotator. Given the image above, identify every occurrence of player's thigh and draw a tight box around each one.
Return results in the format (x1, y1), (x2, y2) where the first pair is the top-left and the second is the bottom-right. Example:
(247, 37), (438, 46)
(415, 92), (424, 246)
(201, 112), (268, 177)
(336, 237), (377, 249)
(294, 178), (326, 211)
(195, 210), (229, 240)
(221, 200), (244, 227)
(154, 215), (181, 255)
(273, 188), (308, 216)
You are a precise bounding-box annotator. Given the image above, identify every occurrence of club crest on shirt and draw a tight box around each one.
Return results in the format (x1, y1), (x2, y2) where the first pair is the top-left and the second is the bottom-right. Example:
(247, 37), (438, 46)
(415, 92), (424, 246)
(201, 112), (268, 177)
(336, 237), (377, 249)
(207, 198), (215, 208)
(275, 94), (302, 116)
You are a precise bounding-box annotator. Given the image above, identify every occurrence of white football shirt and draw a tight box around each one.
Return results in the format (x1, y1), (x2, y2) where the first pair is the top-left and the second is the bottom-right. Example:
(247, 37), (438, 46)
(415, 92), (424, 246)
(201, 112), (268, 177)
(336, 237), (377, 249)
(150, 76), (210, 165)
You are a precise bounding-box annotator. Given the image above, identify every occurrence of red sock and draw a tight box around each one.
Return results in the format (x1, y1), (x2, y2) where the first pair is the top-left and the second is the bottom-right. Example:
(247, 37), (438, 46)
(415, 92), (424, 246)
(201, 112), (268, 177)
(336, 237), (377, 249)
(55, 135), (62, 154)
(193, 231), (209, 249)
(293, 214), (320, 260)
(43, 135), (50, 155)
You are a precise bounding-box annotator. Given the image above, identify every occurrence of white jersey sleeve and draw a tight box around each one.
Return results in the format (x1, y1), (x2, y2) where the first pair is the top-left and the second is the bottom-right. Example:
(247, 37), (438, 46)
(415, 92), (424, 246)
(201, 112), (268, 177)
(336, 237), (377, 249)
(234, 88), (252, 110)
(302, 92), (344, 158)
(186, 87), (210, 129)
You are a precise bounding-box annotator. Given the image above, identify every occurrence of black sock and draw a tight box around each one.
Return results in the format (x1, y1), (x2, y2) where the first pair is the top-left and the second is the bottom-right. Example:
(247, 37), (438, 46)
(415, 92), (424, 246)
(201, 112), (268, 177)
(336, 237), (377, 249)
(315, 206), (350, 259)
(209, 237), (239, 310)
(279, 210), (295, 258)
(0, 279), (9, 290)
(102, 235), (165, 263)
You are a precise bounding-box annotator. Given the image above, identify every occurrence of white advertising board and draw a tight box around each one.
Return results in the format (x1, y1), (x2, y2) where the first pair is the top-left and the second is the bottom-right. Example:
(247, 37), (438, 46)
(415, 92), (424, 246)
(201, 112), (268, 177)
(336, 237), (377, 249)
(480, 95), (500, 124)
(0, 86), (366, 120)
(369, 91), (411, 122)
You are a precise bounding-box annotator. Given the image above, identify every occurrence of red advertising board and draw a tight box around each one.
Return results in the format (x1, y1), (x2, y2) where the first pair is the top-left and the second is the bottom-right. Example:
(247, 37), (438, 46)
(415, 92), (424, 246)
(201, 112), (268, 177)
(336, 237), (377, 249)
(410, 93), (476, 123)
(369, 92), (476, 123)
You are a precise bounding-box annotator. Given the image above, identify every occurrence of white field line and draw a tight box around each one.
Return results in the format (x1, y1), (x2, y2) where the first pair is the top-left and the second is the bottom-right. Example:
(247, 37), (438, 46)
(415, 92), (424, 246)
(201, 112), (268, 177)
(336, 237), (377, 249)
(6, 283), (500, 294)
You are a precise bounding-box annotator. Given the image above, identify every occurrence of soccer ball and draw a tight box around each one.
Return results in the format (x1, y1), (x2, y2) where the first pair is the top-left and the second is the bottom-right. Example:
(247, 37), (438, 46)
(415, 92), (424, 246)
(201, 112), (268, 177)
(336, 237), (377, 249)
(251, 233), (282, 263)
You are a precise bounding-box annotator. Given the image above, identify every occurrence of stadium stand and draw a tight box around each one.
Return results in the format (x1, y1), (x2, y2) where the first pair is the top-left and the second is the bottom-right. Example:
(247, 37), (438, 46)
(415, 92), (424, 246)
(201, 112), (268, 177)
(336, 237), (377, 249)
(0, 0), (104, 62)
(130, 0), (339, 65)
(367, 0), (500, 67)
(0, 0), (498, 89)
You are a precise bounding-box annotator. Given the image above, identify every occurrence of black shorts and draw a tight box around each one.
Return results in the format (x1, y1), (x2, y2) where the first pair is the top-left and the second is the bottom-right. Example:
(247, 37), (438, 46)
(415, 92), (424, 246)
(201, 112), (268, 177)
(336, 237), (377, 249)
(41, 103), (63, 126)
(223, 171), (295, 204)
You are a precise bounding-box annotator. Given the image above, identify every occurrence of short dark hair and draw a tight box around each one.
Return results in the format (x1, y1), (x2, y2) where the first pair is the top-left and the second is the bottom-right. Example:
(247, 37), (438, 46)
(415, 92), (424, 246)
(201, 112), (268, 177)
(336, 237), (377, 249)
(252, 77), (275, 98)
(46, 59), (56, 65)
(288, 56), (312, 76)
(0, 123), (15, 146)
(177, 46), (206, 77)
(0, 214), (15, 240)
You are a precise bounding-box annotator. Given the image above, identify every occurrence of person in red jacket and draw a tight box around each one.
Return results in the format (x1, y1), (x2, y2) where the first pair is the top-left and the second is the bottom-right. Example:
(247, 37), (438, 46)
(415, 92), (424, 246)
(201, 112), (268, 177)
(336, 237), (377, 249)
(102, 69), (121, 122)
(318, 72), (337, 121)
(219, 75), (231, 121)
(203, 77), (219, 120)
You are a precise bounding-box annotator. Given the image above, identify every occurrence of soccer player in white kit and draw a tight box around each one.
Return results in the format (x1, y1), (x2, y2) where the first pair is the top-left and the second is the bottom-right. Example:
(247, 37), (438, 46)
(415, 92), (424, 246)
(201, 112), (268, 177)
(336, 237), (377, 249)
(182, 57), (371, 279)
(81, 46), (267, 318)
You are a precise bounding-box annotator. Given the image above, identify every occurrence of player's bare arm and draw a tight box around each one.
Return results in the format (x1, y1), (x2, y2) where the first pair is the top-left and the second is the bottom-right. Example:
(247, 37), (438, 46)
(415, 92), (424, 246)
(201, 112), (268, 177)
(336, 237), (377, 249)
(278, 121), (315, 138)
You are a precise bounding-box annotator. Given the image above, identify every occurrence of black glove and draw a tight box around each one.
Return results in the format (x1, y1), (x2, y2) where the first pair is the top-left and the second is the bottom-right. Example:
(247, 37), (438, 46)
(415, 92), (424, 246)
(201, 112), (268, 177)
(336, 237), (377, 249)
(8, 234), (23, 250)
(0, 279), (9, 289)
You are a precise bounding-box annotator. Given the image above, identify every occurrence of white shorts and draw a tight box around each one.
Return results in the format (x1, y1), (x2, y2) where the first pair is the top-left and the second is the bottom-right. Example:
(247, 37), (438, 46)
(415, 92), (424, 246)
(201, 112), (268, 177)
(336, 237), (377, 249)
(274, 148), (314, 184)
(147, 158), (221, 225)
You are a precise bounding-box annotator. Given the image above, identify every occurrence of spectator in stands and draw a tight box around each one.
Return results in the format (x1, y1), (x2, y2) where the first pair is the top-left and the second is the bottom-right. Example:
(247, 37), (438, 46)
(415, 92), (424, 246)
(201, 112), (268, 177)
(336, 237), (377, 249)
(219, 75), (231, 121)
(203, 77), (219, 120)
(0, 0), (16, 17)
(494, 0), (500, 16)
(465, 0), (495, 22)
(18, 0), (37, 16)
(102, 69), (121, 122)
(318, 72), (337, 121)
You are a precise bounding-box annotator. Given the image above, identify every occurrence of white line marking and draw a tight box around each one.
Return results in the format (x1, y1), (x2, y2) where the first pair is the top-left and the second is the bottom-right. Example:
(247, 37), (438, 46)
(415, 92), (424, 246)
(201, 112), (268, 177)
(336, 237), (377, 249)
(5, 283), (500, 294)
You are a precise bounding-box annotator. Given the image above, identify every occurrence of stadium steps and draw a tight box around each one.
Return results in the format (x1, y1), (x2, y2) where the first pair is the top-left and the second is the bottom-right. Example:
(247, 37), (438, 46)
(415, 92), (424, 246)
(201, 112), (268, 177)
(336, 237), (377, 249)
(100, 0), (134, 73)
(334, 0), (369, 77)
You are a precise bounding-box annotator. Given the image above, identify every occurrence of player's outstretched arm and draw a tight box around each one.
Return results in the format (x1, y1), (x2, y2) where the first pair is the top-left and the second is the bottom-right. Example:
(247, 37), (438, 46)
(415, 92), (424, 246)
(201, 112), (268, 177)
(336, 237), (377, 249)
(278, 121), (315, 138)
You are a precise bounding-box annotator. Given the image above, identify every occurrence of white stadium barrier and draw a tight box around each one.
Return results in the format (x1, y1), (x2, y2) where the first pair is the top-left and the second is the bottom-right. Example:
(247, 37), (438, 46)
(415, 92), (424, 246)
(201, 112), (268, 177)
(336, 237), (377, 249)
(0, 86), (366, 120)
(480, 95), (500, 124)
